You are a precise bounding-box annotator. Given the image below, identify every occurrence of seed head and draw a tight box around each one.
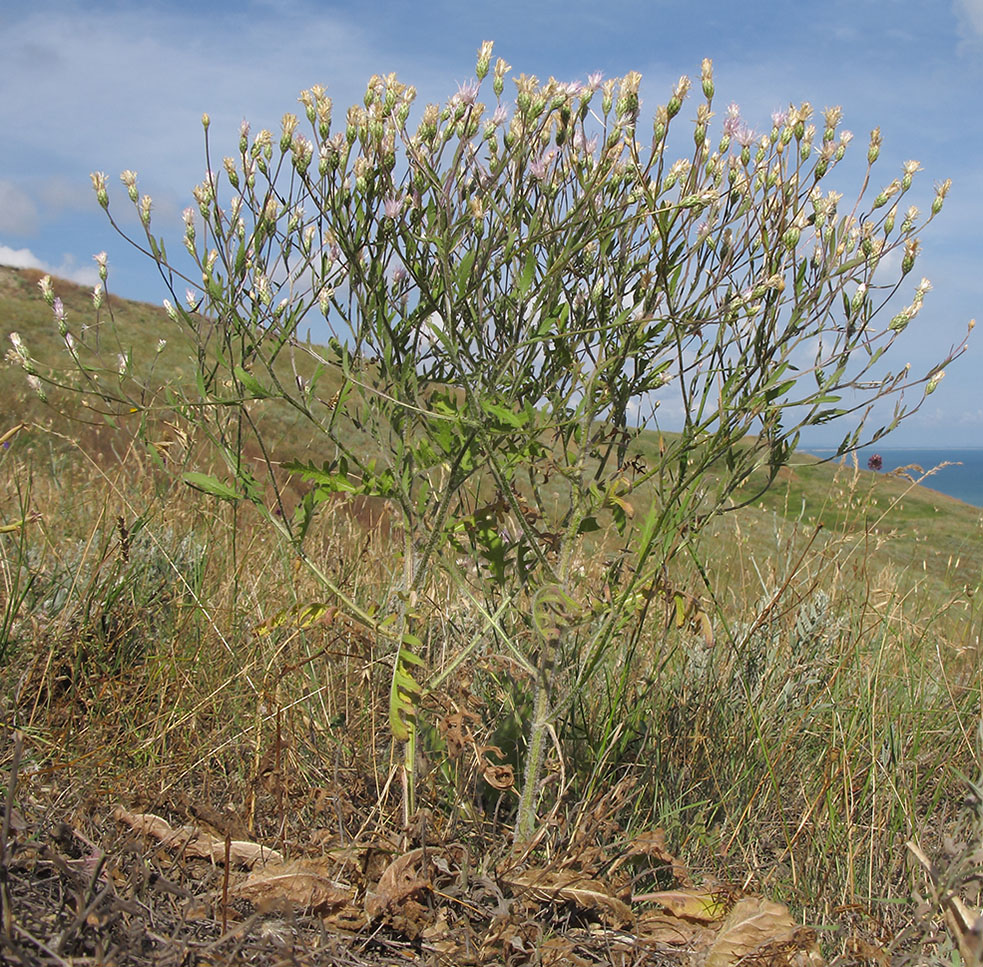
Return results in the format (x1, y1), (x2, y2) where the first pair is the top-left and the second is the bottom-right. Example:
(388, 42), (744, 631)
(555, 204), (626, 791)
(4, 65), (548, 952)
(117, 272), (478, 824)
(667, 75), (690, 119)
(867, 127), (882, 165)
(139, 194), (152, 228)
(476, 40), (494, 81)
(91, 171), (109, 209)
(901, 159), (921, 191)
(494, 57), (511, 98)
(901, 237), (920, 275)
(701, 58), (714, 100)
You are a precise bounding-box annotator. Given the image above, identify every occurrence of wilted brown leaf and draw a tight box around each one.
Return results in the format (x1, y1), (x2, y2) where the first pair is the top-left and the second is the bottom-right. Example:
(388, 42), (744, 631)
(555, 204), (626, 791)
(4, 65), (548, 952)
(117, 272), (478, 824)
(908, 839), (983, 965)
(539, 936), (593, 967)
(704, 897), (823, 967)
(364, 848), (430, 920)
(636, 910), (717, 948)
(233, 858), (353, 915)
(502, 868), (633, 927)
(610, 827), (693, 887)
(113, 806), (283, 868)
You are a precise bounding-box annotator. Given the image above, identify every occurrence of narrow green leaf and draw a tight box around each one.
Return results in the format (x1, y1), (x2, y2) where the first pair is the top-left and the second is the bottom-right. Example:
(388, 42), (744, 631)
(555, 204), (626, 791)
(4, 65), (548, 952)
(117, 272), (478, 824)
(182, 472), (241, 501)
(234, 365), (272, 399)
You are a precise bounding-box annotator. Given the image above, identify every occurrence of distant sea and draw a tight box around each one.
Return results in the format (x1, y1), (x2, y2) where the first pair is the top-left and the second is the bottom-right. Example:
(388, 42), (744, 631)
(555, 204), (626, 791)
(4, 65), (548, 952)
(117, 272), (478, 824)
(801, 447), (983, 508)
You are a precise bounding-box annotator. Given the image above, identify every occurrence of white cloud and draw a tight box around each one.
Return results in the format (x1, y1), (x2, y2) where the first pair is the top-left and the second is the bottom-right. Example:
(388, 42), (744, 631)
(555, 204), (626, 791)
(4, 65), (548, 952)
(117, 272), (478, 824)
(0, 182), (39, 235)
(0, 244), (99, 286)
(954, 0), (983, 41)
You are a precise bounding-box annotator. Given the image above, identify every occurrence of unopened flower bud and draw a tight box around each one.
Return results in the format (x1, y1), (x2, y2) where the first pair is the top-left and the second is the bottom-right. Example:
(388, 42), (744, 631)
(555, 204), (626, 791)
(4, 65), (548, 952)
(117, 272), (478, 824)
(885, 204), (898, 235)
(926, 370), (944, 394)
(851, 282), (867, 314)
(932, 178), (951, 215)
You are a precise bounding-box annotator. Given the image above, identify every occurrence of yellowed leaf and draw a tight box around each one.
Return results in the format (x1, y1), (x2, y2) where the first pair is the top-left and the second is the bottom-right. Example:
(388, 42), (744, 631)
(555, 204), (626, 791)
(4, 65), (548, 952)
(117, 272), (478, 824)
(636, 888), (729, 923)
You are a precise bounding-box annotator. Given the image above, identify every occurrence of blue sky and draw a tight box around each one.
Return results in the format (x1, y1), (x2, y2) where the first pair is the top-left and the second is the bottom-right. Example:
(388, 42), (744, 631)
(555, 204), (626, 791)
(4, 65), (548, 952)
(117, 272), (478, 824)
(2, 0), (981, 446)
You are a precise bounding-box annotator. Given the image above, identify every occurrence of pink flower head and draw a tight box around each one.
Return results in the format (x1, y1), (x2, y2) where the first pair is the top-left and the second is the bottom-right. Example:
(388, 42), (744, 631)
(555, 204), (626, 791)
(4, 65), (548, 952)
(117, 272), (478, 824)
(587, 71), (604, 92)
(383, 195), (403, 219)
(528, 153), (552, 181)
(453, 79), (480, 107)
(723, 104), (753, 146)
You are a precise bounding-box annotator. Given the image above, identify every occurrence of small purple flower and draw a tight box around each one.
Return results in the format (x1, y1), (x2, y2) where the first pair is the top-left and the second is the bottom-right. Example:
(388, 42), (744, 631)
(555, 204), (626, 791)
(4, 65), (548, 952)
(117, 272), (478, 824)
(587, 71), (604, 92)
(867, 454), (883, 472)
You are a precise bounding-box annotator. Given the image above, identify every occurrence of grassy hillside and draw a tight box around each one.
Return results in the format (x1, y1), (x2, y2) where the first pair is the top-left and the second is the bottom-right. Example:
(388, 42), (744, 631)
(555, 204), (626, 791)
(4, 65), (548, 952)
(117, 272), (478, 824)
(2, 263), (982, 962)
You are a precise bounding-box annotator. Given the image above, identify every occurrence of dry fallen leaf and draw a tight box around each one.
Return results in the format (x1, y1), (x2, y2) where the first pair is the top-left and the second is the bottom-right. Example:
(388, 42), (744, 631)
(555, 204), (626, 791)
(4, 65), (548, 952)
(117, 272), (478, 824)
(704, 897), (823, 967)
(364, 848), (430, 920)
(113, 806), (283, 868)
(233, 859), (353, 915)
(610, 827), (693, 887)
(908, 839), (983, 965)
(502, 868), (633, 927)
(636, 910), (718, 948)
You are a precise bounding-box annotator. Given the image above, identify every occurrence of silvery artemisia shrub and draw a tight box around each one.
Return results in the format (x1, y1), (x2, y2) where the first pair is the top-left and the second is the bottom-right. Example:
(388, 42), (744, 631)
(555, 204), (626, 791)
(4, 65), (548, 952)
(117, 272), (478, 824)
(18, 528), (205, 667)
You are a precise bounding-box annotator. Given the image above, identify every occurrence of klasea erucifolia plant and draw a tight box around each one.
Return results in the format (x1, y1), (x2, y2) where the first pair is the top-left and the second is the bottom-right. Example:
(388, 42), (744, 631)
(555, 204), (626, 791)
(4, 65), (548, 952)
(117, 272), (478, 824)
(26, 45), (970, 844)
